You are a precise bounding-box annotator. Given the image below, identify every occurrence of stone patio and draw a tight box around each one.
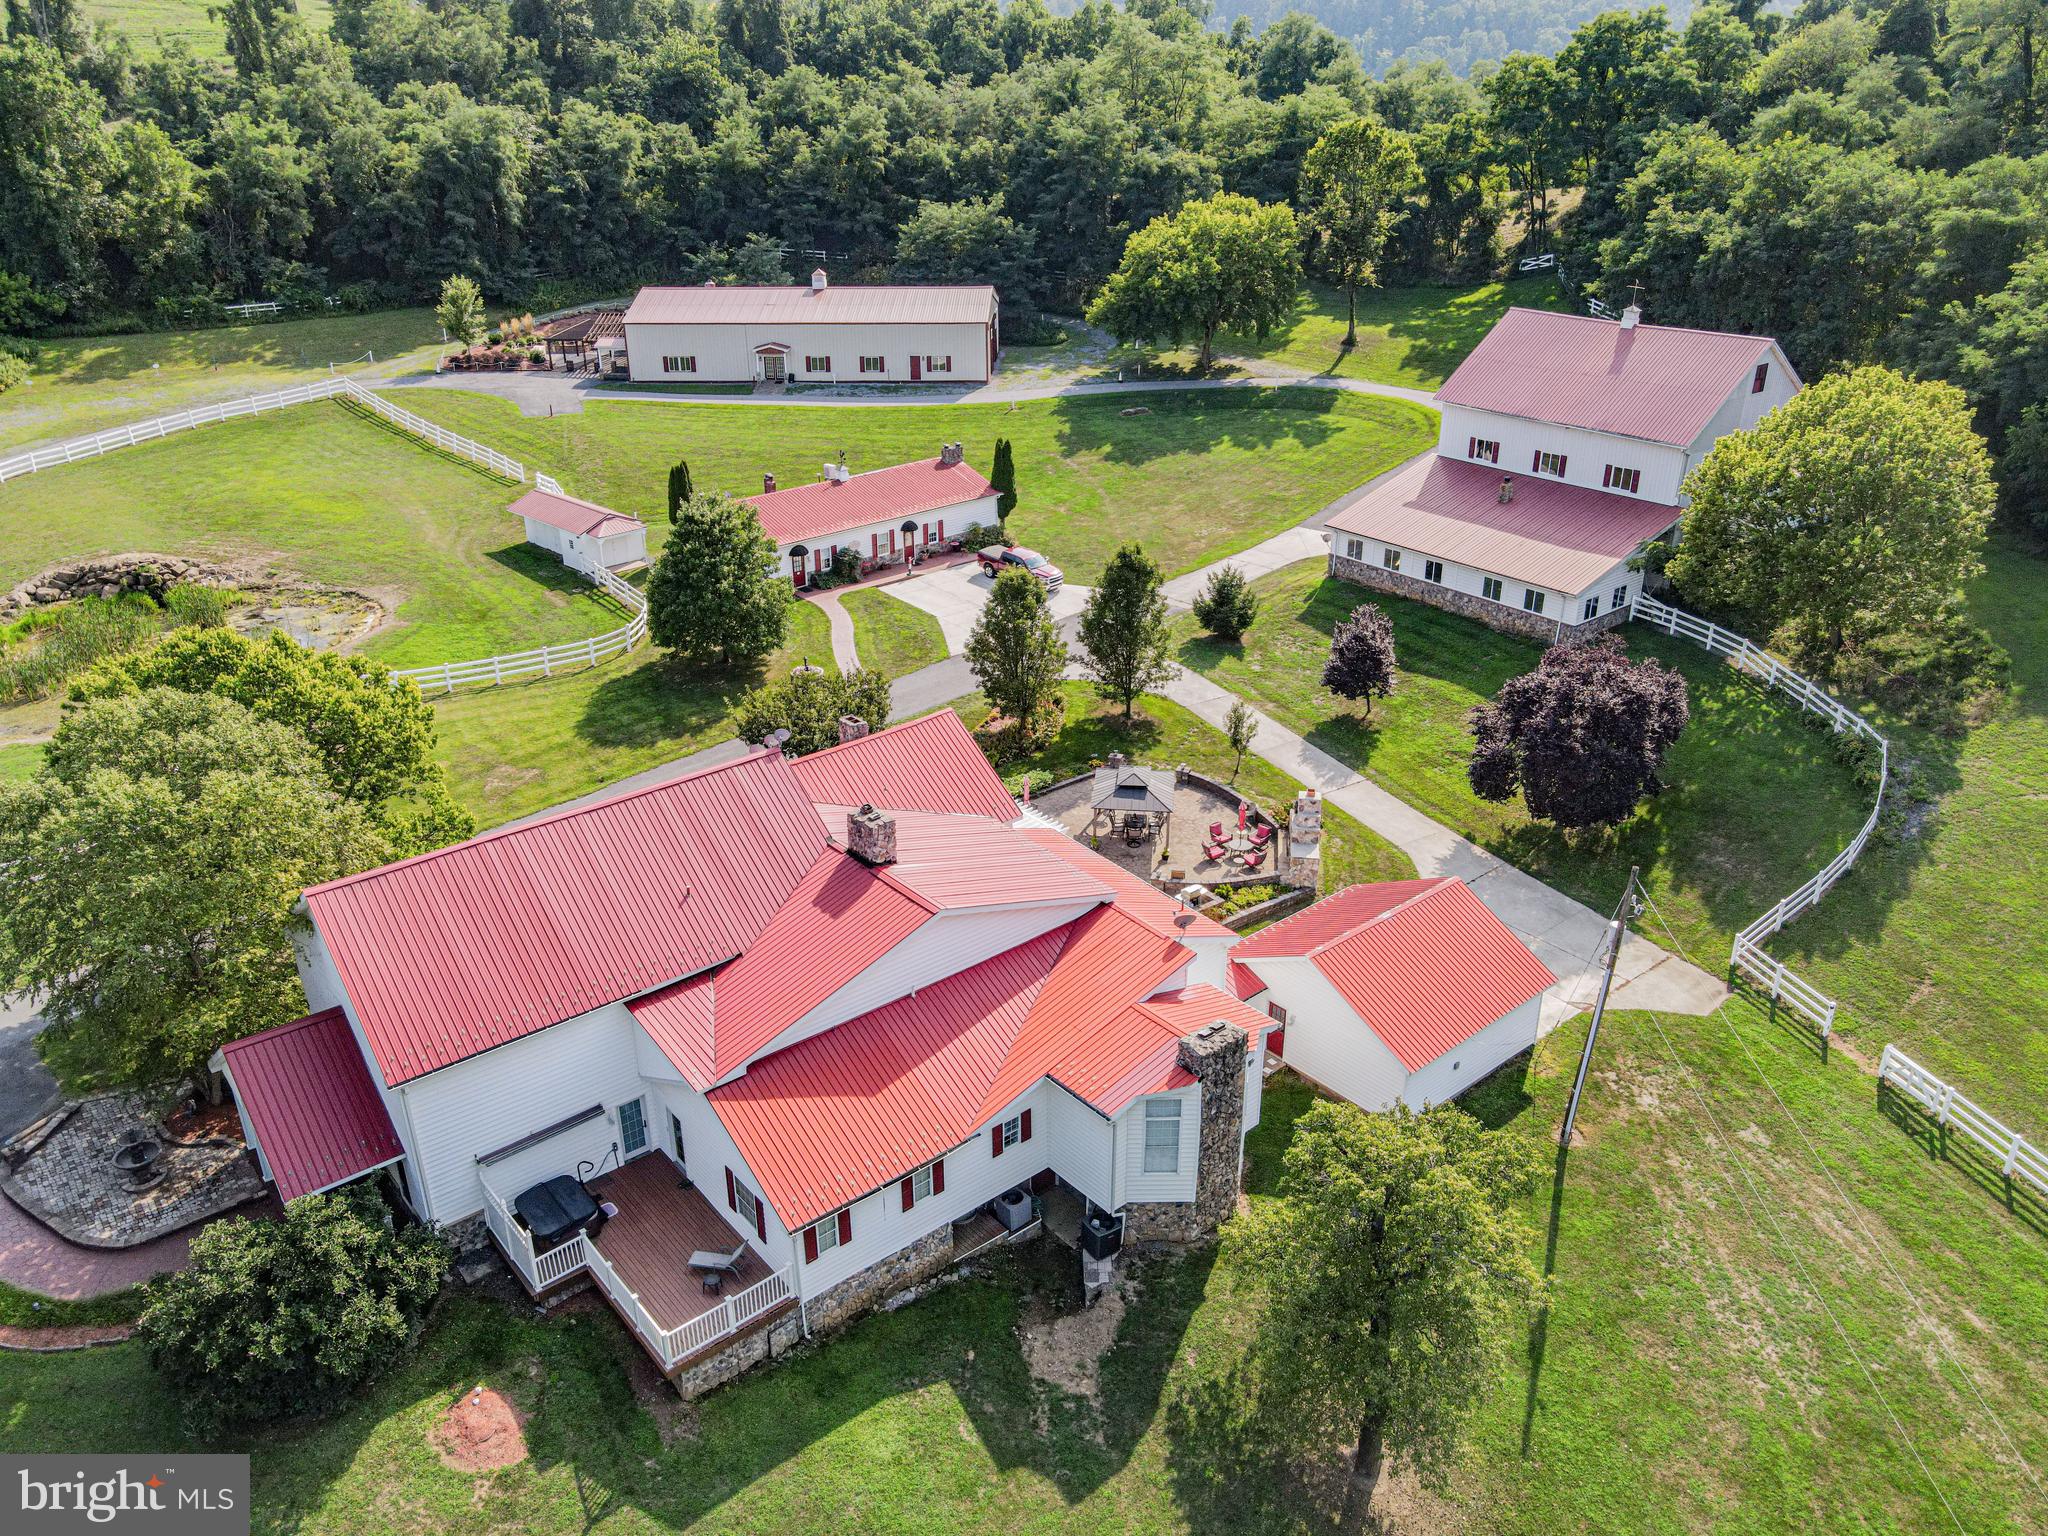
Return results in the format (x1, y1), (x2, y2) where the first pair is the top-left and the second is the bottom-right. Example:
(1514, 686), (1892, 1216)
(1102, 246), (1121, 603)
(1033, 767), (1285, 888)
(1, 1094), (267, 1248)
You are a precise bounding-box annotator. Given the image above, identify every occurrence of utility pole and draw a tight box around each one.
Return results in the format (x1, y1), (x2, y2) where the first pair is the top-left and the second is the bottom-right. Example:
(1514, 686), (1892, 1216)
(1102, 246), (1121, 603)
(1559, 865), (1641, 1149)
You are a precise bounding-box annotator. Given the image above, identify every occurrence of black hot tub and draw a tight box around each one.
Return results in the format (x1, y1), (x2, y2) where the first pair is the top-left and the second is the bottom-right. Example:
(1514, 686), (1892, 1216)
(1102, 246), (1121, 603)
(513, 1174), (600, 1250)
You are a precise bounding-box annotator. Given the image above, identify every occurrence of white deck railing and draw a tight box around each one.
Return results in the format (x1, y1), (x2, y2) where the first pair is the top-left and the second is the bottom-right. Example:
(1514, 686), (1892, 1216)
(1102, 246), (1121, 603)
(1879, 1046), (2048, 1201)
(479, 1179), (789, 1370)
(1633, 595), (1890, 1038)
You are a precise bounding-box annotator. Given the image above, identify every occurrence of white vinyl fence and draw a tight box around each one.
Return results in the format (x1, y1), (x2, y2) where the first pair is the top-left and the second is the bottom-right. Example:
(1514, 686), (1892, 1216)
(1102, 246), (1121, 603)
(1878, 1046), (2048, 1201)
(0, 375), (524, 486)
(1633, 595), (1890, 1038)
(390, 560), (647, 693)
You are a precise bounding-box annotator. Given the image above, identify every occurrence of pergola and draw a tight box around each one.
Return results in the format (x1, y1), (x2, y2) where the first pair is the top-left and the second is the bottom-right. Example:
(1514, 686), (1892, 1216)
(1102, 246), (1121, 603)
(537, 309), (626, 374)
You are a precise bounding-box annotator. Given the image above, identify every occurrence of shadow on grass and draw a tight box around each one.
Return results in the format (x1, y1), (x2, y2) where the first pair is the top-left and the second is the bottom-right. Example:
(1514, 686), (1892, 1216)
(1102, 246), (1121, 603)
(575, 655), (757, 750)
(1048, 388), (1348, 468)
(483, 543), (615, 604)
(1875, 1081), (2048, 1238)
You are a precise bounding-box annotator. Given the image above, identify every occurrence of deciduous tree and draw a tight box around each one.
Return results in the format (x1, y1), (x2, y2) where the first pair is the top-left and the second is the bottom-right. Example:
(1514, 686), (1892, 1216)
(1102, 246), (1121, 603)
(1467, 636), (1689, 830)
(1192, 563), (1258, 640)
(1670, 365), (1995, 666)
(733, 667), (892, 756)
(1225, 698), (1258, 778)
(1323, 601), (1396, 716)
(646, 491), (790, 669)
(1232, 1101), (1543, 1513)
(435, 271), (485, 347)
(1086, 192), (1301, 371)
(1079, 541), (1177, 719)
(965, 565), (1066, 736)
(1300, 118), (1419, 347)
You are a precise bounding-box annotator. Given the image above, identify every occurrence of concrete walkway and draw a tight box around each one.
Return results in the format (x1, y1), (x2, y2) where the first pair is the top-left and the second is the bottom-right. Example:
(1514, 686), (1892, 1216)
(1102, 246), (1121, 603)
(0, 1188), (281, 1301)
(804, 590), (861, 672)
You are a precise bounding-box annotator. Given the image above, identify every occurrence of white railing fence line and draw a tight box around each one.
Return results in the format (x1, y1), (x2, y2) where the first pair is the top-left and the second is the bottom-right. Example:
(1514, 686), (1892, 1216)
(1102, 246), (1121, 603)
(1879, 1046), (2048, 1201)
(535, 471), (564, 496)
(1632, 595), (1889, 1039)
(388, 556), (647, 693)
(0, 375), (524, 486)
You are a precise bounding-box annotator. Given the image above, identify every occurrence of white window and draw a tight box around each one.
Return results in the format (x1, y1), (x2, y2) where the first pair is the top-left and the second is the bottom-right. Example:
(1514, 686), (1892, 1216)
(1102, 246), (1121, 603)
(662, 355), (696, 373)
(1142, 1098), (1182, 1174)
(912, 1163), (934, 1203)
(735, 1181), (758, 1230)
(1423, 559), (1443, 584)
(1582, 596), (1599, 621)
(860, 355), (884, 373)
(1481, 576), (1504, 602)
(1603, 464), (1641, 493)
(926, 355), (953, 373)
(1382, 547), (1401, 571)
(1523, 589), (1546, 614)
(1000, 1115), (1021, 1150)
(1344, 537), (1364, 560)
(1612, 585), (1629, 610)
(1533, 450), (1567, 477)
(813, 1214), (840, 1255)
(1467, 436), (1500, 464)
(804, 355), (831, 373)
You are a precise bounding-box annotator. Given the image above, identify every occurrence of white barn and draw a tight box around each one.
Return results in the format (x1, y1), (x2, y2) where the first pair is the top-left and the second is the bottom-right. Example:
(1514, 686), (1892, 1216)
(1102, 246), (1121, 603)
(513, 485), (648, 574)
(1327, 305), (1801, 643)
(1229, 878), (1557, 1111)
(624, 271), (1001, 386)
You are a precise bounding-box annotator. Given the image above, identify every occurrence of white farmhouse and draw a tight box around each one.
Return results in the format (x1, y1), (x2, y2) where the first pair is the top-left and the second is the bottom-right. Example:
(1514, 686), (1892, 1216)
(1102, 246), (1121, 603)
(513, 484), (648, 574)
(1327, 304), (1800, 642)
(623, 270), (1001, 386)
(1229, 878), (1557, 1111)
(749, 446), (1000, 588)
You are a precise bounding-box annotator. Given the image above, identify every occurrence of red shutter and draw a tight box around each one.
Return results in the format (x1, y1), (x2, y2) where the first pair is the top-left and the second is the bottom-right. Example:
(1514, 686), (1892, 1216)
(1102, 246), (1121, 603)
(1468, 436), (1476, 458)
(872, 532), (879, 557)
(804, 1224), (818, 1262)
(1602, 465), (1612, 487)
(754, 1199), (766, 1241)
(935, 519), (944, 544)
(837, 1208), (852, 1245)
(932, 1158), (945, 1195)
(1020, 1109), (1033, 1143)
(1558, 456), (1567, 475)
(725, 1167), (736, 1210)
(1532, 449), (1542, 471)
(990, 1124), (1004, 1157)
(900, 1175), (915, 1211)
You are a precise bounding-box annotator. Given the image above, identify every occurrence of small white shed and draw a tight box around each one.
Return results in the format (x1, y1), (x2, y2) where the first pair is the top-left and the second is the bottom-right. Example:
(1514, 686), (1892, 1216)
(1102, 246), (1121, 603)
(512, 485), (648, 574)
(1231, 878), (1557, 1111)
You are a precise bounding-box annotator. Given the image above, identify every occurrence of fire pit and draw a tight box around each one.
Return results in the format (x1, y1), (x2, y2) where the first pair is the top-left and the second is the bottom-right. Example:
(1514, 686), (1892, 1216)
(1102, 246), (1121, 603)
(111, 1133), (165, 1191)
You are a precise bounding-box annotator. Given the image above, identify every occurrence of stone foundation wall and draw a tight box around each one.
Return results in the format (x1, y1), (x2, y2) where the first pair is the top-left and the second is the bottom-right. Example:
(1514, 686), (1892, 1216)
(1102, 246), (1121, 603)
(1328, 552), (1625, 646)
(804, 1223), (958, 1335)
(439, 1210), (490, 1254)
(673, 1310), (803, 1400)
(1121, 1200), (1202, 1244)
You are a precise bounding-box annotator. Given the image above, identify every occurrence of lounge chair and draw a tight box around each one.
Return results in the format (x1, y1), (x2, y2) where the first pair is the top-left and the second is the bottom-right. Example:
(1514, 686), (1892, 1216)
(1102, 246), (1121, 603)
(1251, 824), (1273, 845)
(688, 1241), (747, 1293)
(1241, 848), (1267, 871)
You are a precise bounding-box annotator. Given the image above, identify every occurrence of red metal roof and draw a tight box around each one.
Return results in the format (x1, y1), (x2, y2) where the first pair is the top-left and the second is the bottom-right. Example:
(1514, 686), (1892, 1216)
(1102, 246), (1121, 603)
(1325, 455), (1681, 595)
(1016, 826), (1235, 941)
(814, 806), (1111, 912)
(1436, 307), (1782, 447)
(1234, 879), (1557, 1072)
(510, 486), (644, 539)
(1057, 985), (1273, 1116)
(218, 1009), (403, 1202)
(745, 458), (998, 547)
(625, 282), (996, 329)
(792, 712), (1018, 823)
(304, 749), (829, 1086)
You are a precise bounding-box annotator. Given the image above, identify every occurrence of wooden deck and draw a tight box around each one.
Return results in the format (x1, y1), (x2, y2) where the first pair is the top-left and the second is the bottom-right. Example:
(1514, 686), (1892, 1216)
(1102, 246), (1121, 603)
(951, 1209), (1007, 1259)
(588, 1154), (775, 1337)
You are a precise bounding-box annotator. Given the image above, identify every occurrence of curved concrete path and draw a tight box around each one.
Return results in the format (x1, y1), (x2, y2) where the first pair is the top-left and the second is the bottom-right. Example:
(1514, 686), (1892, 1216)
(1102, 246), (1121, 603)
(804, 590), (861, 672)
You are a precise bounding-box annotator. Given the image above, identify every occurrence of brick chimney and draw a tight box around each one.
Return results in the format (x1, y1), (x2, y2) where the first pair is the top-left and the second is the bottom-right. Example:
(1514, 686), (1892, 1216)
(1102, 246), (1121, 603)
(846, 803), (896, 865)
(763, 472), (777, 493)
(939, 442), (963, 467)
(837, 715), (870, 745)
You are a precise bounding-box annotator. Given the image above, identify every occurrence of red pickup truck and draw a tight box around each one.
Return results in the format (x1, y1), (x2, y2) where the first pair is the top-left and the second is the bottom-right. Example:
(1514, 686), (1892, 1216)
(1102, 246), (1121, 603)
(977, 544), (1064, 590)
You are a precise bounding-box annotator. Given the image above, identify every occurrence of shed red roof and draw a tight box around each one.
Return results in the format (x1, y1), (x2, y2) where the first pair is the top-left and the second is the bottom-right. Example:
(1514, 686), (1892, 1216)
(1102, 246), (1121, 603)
(625, 283), (995, 329)
(1234, 879), (1557, 1072)
(745, 458), (997, 546)
(1325, 455), (1680, 595)
(1436, 307), (1784, 447)
(218, 1009), (403, 1202)
(511, 486), (645, 539)
(792, 711), (1018, 823)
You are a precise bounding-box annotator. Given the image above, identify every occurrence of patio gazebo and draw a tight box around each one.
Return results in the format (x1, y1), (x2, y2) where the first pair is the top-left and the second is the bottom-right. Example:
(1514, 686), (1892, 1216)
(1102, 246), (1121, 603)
(1089, 755), (1174, 848)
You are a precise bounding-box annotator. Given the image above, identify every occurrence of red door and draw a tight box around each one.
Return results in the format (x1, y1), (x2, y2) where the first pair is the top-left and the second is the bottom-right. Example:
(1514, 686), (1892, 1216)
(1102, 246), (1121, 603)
(790, 553), (805, 590)
(1267, 1027), (1285, 1059)
(910, 355), (921, 381)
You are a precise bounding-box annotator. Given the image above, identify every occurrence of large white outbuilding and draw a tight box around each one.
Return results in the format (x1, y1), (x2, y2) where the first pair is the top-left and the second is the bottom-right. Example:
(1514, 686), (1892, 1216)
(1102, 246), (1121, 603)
(623, 272), (1001, 386)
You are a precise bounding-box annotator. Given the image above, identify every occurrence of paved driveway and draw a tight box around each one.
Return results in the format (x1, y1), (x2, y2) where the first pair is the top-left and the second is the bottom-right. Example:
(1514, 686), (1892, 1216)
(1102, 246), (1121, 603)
(0, 991), (60, 1143)
(888, 562), (1091, 655)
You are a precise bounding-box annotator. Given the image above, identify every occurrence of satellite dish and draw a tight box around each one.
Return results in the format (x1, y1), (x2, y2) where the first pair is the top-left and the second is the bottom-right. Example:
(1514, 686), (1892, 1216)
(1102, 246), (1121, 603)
(772, 727), (792, 745)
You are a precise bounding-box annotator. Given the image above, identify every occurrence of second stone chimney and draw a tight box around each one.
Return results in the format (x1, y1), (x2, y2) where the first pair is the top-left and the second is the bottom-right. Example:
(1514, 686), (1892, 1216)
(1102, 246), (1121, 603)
(846, 803), (896, 866)
(1498, 475), (1514, 505)
(837, 715), (870, 745)
(763, 472), (777, 493)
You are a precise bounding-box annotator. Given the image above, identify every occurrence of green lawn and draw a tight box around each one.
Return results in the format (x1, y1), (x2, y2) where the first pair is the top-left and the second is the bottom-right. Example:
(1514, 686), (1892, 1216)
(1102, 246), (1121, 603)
(0, 741), (44, 782)
(1127, 274), (1574, 391)
(0, 402), (622, 672)
(953, 683), (1415, 890)
(84, 0), (332, 53)
(397, 386), (1436, 587)
(1170, 560), (1870, 969)
(433, 599), (836, 827)
(0, 308), (440, 454)
(840, 586), (949, 675)
(5, 992), (2038, 1533)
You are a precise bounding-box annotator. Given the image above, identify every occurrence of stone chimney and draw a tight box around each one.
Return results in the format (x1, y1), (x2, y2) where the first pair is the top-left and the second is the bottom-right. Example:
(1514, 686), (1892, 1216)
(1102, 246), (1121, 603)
(1287, 788), (1324, 887)
(811, 268), (828, 292)
(1107, 750), (1126, 769)
(763, 472), (777, 493)
(837, 715), (870, 745)
(939, 442), (963, 467)
(1498, 475), (1514, 505)
(846, 803), (896, 866)
(1179, 1022), (1248, 1234)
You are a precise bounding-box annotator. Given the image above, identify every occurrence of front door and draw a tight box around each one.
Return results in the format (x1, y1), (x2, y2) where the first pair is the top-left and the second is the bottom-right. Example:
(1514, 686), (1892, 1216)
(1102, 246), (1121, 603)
(619, 1097), (648, 1156)
(760, 353), (785, 383)
(909, 354), (921, 381)
(790, 552), (805, 590)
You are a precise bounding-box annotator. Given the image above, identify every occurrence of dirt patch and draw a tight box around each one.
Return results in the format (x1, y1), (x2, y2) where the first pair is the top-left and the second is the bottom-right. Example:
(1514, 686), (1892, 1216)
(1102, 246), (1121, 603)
(430, 1381), (530, 1471)
(1020, 1269), (1135, 1407)
(622, 1336), (698, 1446)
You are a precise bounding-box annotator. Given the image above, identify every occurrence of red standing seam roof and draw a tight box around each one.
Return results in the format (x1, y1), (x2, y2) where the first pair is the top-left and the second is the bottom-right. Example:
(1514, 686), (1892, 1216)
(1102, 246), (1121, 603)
(1055, 986), (1273, 1116)
(304, 749), (829, 1086)
(1016, 826), (1235, 941)
(624, 283), (996, 328)
(1325, 456), (1682, 595)
(1436, 308), (1783, 447)
(745, 457), (999, 547)
(792, 711), (1019, 823)
(218, 1009), (403, 1203)
(813, 806), (1112, 911)
(1233, 879), (1557, 1072)
(509, 486), (645, 540)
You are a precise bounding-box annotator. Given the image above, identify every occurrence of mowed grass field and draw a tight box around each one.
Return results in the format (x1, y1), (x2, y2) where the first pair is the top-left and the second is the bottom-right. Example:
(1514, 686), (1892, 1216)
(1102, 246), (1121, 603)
(840, 586), (949, 675)
(5, 997), (2039, 1535)
(84, 0), (333, 53)
(0, 308), (441, 453)
(398, 386), (1437, 586)
(1169, 559), (1871, 970)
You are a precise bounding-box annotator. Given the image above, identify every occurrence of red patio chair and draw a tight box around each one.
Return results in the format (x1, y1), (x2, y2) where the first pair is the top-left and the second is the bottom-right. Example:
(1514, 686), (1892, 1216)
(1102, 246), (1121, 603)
(1242, 848), (1268, 871)
(1251, 824), (1273, 845)
(1203, 841), (1226, 862)
(1208, 821), (1225, 842)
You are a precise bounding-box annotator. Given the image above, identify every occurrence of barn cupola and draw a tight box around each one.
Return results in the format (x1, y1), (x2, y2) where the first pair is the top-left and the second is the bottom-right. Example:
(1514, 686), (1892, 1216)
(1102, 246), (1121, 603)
(811, 268), (829, 292)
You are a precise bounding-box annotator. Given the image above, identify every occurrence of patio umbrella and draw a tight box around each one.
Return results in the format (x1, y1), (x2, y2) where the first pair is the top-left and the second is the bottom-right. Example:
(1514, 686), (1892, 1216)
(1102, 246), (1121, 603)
(1237, 800), (1248, 834)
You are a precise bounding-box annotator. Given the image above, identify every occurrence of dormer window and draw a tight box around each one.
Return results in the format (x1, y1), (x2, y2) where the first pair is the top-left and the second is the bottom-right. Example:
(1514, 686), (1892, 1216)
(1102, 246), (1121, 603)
(1533, 450), (1567, 477)
(1752, 362), (1769, 394)
(1603, 464), (1642, 494)
(1467, 436), (1499, 464)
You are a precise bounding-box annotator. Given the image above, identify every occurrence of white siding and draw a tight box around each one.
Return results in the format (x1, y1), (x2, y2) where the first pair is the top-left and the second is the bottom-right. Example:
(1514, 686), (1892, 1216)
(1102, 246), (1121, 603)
(1680, 343), (1799, 485)
(768, 493), (999, 582)
(1336, 529), (1646, 630)
(1114, 1084), (1201, 1206)
(1245, 958), (1412, 1111)
(1242, 1028), (1266, 1133)
(591, 526), (649, 570)
(626, 317), (995, 384)
(1401, 994), (1541, 1109)
(1045, 1081), (1115, 1209)
(1438, 404), (1692, 506)
(394, 1002), (648, 1224)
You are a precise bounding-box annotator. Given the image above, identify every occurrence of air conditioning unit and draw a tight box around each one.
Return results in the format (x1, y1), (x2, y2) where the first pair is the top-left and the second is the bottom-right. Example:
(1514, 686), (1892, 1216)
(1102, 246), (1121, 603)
(993, 1187), (1032, 1232)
